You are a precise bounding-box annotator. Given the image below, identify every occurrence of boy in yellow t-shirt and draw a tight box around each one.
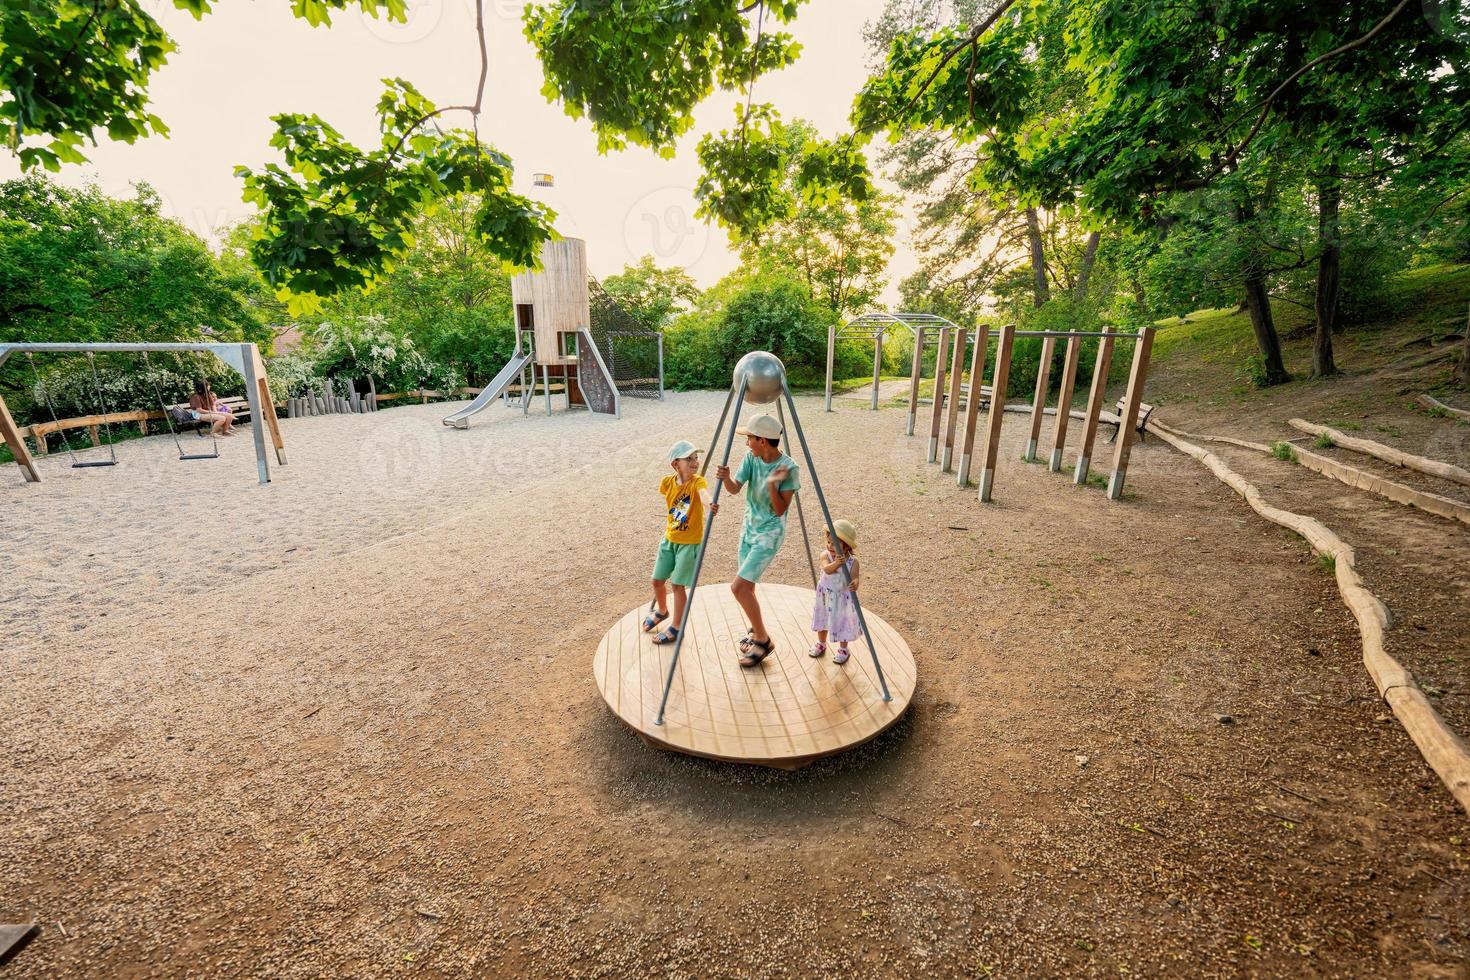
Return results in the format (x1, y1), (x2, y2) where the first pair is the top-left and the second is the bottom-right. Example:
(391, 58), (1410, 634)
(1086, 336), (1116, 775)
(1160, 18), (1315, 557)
(644, 440), (717, 645)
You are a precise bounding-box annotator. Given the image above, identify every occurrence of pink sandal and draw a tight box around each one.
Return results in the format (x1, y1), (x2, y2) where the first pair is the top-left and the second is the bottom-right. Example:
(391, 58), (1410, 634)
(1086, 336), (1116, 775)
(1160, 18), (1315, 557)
(809, 642), (826, 658)
(832, 644), (850, 665)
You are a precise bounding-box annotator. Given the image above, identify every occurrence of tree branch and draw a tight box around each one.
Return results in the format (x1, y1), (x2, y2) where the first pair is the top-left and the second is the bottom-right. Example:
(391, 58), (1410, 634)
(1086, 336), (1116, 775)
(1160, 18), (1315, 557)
(1179, 0), (1415, 189)
(855, 0), (1020, 139)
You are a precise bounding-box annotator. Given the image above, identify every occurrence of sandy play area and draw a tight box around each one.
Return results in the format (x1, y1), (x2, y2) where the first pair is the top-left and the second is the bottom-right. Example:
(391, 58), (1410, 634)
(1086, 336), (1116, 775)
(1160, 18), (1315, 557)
(3, 391), (1468, 976)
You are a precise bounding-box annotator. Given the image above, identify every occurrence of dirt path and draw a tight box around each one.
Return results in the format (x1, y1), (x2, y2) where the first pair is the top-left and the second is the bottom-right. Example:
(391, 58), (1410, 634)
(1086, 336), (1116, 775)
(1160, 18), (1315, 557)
(836, 377), (910, 406)
(2, 395), (1468, 977)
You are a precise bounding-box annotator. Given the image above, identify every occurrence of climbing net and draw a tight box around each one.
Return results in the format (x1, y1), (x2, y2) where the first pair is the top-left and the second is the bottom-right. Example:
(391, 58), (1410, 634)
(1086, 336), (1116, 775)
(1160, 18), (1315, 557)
(587, 278), (664, 400)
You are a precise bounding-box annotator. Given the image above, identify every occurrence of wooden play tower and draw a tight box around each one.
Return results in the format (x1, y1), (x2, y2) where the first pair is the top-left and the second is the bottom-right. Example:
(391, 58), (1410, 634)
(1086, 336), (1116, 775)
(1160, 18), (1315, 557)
(511, 238), (619, 416)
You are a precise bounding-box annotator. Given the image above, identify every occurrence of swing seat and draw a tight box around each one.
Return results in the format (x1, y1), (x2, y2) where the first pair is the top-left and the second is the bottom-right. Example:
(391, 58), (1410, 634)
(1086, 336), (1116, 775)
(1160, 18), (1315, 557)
(71, 460), (117, 468)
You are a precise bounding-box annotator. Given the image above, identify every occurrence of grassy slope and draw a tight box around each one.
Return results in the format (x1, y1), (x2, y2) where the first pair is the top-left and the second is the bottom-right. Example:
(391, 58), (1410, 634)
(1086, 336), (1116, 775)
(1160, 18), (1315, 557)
(1146, 263), (1470, 434)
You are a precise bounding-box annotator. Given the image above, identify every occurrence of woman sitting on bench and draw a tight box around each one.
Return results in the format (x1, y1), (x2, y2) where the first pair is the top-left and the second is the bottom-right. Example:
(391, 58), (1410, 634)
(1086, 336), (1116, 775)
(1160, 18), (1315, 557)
(188, 379), (235, 437)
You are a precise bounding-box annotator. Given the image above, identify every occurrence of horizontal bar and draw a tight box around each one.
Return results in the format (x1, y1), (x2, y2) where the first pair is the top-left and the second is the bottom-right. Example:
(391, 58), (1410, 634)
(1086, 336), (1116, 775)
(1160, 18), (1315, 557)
(1010, 330), (1140, 340)
(0, 342), (251, 370)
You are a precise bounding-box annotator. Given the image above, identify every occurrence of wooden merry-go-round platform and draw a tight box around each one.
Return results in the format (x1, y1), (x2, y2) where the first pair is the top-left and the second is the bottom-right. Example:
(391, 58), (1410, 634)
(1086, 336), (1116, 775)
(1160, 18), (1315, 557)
(593, 583), (917, 769)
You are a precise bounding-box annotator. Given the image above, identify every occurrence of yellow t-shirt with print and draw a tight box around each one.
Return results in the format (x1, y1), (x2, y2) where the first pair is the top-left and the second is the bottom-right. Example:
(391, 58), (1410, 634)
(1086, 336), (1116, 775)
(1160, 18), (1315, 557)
(661, 474), (708, 545)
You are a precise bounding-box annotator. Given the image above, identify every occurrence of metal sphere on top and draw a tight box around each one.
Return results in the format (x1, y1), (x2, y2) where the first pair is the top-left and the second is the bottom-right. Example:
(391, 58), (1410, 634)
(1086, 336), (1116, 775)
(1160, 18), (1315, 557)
(733, 350), (786, 405)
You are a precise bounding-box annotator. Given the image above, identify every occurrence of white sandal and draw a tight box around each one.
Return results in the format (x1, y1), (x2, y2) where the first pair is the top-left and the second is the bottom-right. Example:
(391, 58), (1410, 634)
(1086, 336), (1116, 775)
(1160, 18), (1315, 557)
(809, 642), (826, 658)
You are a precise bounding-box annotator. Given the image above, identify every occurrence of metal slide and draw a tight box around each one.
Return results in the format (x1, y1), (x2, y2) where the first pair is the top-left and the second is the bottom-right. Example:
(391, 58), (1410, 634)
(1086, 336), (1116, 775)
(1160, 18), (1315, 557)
(441, 351), (534, 429)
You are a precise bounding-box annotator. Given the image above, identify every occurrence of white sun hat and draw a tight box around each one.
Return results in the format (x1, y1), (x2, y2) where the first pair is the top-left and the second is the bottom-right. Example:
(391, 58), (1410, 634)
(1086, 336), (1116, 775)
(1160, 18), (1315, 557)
(735, 414), (783, 440)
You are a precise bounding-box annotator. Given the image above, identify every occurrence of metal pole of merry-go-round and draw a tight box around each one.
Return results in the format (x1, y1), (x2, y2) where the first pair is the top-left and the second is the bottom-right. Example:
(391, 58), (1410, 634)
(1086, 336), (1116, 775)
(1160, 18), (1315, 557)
(656, 377), (749, 727)
(776, 396), (820, 591)
(780, 384), (892, 703)
(700, 386), (736, 478)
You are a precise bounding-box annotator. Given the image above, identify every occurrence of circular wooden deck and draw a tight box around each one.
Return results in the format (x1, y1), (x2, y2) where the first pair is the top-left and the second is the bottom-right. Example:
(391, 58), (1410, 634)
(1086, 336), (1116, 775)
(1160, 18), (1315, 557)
(593, 583), (917, 769)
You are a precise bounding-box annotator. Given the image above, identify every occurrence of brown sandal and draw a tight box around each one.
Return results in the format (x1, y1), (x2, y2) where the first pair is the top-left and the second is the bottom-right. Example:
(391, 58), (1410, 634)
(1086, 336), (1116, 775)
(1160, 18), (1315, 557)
(738, 635), (774, 667)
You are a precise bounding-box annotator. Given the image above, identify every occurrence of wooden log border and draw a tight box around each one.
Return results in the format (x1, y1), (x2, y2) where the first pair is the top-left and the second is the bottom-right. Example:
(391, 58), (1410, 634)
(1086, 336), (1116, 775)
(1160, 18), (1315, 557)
(1147, 422), (1470, 815)
(1295, 446), (1470, 527)
(1147, 418), (1470, 528)
(1289, 418), (1470, 489)
(1417, 393), (1470, 422)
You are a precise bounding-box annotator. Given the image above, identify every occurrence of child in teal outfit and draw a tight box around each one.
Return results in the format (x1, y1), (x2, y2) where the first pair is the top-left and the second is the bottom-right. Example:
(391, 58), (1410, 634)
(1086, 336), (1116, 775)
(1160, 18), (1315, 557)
(645, 440), (717, 644)
(714, 413), (801, 667)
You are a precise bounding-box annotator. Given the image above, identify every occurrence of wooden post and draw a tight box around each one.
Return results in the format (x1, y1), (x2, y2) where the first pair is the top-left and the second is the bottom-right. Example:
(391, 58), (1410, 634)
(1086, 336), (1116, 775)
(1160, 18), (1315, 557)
(824, 322), (836, 412)
(30, 426), (47, 458)
(240, 342), (272, 485)
(870, 329), (884, 411)
(956, 325), (989, 486)
(1074, 333), (1117, 486)
(1049, 331), (1081, 472)
(978, 324), (1016, 502)
(1107, 327), (1155, 500)
(251, 347), (287, 465)
(906, 326), (924, 436)
(1025, 336), (1056, 462)
(941, 327), (968, 472)
(0, 393), (41, 483)
(367, 374), (378, 411)
(138, 418), (148, 436)
(927, 326), (951, 464)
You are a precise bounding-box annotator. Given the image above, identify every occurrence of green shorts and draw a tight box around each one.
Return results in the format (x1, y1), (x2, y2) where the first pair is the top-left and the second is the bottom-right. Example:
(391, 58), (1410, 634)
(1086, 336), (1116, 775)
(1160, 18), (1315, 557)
(652, 539), (700, 587)
(736, 533), (783, 583)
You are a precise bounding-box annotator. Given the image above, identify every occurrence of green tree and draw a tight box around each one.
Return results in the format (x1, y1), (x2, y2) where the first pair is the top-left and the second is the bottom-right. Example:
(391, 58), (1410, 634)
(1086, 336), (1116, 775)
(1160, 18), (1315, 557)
(3, 1), (553, 310)
(736, 120), (898, 316)
(0, 175), (265, 348)
(288, 196), (517, 386)
(602, 256), (700, 329)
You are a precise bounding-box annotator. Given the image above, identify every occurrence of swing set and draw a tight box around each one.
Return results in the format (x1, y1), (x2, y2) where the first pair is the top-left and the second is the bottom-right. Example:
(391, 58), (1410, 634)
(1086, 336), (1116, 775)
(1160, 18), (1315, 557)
(0, 342), (286, 486)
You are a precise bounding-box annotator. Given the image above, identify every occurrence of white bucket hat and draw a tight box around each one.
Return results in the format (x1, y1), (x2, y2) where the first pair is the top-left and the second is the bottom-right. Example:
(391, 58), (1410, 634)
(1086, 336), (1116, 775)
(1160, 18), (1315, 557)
(666, 440), (699, 463)
(736, 414), (783, 441)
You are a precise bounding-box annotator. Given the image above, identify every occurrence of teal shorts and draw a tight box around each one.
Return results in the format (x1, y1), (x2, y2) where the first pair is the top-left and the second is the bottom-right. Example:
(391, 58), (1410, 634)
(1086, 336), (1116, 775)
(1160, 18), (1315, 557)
(736, 533), (783, 583)
(652, 539), (700, 587)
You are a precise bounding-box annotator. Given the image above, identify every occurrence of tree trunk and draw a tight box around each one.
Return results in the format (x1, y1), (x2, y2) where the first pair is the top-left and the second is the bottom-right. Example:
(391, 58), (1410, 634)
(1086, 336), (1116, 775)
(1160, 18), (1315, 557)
(1313, 169), (1341, 378)
(1457, 301), (1470, 387)
(1075, 230), (1101, 299)
(1235, 198), (1290, 385)
(1242, 274), (1291, 385)
(1026, 207), (1049, 308)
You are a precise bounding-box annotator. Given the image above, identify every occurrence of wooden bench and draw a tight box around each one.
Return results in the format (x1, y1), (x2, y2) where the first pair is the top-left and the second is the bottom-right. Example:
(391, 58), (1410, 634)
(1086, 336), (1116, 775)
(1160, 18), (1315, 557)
(1110, 398), (1155, 442)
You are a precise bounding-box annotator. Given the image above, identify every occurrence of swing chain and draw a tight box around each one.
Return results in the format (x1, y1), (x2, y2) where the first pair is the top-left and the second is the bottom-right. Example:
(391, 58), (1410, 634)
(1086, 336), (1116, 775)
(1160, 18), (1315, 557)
(85, 351), (119, 464)
(25, 351), (80, 463)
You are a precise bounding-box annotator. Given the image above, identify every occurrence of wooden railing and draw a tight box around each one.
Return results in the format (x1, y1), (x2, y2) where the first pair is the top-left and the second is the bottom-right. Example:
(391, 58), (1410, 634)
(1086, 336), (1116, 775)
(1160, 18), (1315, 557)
(24, 385), (508, 454)
(26, 397), (266, 456)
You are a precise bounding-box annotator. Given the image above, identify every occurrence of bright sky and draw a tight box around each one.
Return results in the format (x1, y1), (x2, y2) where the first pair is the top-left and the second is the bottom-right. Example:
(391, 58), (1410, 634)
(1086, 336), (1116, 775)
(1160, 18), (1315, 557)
(0, 0), (916, 306)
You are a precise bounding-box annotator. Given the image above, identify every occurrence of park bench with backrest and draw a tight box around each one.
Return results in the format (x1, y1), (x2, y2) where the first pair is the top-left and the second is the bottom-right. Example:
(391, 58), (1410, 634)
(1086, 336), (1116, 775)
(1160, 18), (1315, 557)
(1111, 397), (1155, 442)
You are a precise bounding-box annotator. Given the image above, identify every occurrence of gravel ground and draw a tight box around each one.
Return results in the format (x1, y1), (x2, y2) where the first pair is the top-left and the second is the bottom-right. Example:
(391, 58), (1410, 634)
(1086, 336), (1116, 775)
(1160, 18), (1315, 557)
(3, 391), (1468, 977)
